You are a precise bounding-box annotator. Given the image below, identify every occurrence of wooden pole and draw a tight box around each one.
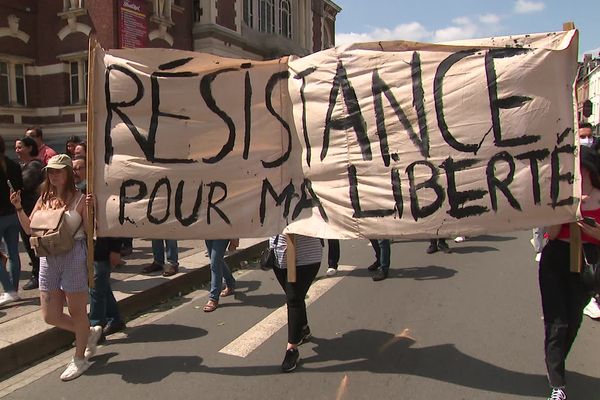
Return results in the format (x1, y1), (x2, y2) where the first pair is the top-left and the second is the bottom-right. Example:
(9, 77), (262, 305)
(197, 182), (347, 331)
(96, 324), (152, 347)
(563, 21), (581, 273)
(286, 234), (297, 283)
(85, 35), (98, 288)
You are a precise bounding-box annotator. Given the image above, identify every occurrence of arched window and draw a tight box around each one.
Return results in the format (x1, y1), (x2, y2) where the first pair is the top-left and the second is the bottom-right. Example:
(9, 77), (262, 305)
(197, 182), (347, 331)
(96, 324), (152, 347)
(279, 0), (292, 38)
(259, 0), (274, 33)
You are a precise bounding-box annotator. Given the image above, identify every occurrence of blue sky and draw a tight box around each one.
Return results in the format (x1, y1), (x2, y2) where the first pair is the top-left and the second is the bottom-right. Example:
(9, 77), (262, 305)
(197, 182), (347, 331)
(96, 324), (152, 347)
(334, 0), (600, 58)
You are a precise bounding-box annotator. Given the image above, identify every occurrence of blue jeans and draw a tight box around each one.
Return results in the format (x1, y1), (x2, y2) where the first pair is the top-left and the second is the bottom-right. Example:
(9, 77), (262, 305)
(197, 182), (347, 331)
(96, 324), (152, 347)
(89, 260), (122, 327)
(206, 240), (235, 302)
(151, 239), (178, 265)
(0, 213), (22, 292)
(370, 239), (391, 272)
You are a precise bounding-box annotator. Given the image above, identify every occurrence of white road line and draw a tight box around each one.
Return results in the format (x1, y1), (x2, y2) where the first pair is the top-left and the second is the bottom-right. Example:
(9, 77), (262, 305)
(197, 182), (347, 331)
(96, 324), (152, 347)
(219, 265), (356, 358)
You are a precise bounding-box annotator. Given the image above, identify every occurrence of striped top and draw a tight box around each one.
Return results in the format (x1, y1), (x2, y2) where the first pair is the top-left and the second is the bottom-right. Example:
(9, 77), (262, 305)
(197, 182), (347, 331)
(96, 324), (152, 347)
(269, 234), (322, 269)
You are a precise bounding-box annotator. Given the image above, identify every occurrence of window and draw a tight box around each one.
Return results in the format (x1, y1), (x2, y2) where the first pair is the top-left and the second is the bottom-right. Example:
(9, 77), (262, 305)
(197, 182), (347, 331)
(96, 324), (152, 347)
(0, 61), (27, 106)
(244, 0), (254, 28)
(259, 0), (274, 33)
(0, 63), (8, 106)
(279, 0), (291, 38)
(69, 60), (88, 104)
(15, 64), (25, 106)
(84, 60), (88, 100)
(193, 0), (201, 22)
(70, 61), (79, 104)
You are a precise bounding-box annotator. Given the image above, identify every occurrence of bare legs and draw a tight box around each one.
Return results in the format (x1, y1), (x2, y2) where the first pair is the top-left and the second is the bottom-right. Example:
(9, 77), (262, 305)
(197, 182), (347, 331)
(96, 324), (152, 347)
(41, 290), (90, 358)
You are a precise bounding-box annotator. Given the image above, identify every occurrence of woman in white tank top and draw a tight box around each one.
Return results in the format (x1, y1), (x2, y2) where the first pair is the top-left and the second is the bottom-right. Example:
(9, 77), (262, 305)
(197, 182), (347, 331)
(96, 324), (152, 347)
(11, 154), (98, 381)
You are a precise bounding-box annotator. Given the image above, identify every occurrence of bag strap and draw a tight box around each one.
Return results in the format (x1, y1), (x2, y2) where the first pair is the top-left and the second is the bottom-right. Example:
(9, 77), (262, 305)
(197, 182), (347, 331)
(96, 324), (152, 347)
(71, 193), (84, 210)
(270, 234), (280, 249)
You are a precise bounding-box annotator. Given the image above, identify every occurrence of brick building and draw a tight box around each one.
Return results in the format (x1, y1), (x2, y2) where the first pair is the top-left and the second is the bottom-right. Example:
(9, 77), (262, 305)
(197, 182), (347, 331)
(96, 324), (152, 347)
(0, 0), (340, 145)
(577, 53), (600, 134)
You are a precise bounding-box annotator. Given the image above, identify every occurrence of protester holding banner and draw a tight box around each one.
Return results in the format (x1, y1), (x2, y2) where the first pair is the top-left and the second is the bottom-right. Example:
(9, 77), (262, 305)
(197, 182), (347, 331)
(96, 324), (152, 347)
(15, 136), (44, 291)
(202, 239), (235, 312)
(270, 234), (322, 372)
(10, 154), (101, 381)
(367, 240), (391, 281)
(74, 156), (126, 340)
(539, 146), (600, 400)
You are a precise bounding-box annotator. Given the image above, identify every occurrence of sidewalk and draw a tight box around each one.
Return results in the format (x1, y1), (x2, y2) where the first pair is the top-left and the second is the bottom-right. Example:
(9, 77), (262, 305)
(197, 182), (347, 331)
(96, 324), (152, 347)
(0, 238), (267, 378)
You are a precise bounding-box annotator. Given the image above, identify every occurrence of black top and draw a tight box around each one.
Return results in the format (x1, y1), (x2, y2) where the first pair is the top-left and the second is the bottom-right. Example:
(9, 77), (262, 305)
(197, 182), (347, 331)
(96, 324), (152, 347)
(20, 159), (44, 214)
(94, 237), (123, 262)
(0, 157), (24, 216)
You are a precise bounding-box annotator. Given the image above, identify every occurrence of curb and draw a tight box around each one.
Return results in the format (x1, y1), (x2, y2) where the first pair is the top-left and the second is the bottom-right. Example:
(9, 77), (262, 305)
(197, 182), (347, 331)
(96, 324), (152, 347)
(0, 240), (267, 379)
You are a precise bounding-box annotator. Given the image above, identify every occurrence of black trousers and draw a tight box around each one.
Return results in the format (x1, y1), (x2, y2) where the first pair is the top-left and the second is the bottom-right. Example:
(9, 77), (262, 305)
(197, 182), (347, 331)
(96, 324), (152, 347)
(539, 240), (592, 388)
(273, 263), (320, 345)
(327, 239), (340, 268)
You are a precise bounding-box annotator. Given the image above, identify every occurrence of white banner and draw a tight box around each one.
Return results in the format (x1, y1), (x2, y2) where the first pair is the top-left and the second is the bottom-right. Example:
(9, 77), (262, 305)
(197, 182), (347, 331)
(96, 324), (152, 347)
(92, 30), (580, 239)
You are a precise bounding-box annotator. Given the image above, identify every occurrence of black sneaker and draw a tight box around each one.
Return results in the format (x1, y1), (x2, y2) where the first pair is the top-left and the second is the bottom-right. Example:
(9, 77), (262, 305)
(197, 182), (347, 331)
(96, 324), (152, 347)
(281, 348), (299, 372)
(372, 269), (388, 281)
(23, 277), (39, 290)
(299, 325), (312, 344)
(437, 240), (451, 253)
(367, 262), (380, 271)
(426, 243), (438, 254)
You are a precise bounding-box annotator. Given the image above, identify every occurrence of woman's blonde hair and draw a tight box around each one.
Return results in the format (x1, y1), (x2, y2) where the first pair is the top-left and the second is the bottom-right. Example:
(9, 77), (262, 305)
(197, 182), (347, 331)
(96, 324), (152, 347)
(40, 167), (77, 209)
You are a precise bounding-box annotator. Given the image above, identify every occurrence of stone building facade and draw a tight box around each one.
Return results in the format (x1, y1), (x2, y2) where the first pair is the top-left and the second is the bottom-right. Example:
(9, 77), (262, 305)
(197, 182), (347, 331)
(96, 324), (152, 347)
(0, 0), (340, 142)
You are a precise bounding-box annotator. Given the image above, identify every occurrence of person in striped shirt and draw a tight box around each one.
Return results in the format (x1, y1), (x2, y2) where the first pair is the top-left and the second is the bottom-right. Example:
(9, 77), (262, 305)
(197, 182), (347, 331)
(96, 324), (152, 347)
(269, 234), (322, 372)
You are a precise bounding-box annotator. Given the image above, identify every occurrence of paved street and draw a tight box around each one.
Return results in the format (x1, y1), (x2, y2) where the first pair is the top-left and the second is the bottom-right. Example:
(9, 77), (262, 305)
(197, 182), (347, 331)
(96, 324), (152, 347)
(2, 231), (599, 399)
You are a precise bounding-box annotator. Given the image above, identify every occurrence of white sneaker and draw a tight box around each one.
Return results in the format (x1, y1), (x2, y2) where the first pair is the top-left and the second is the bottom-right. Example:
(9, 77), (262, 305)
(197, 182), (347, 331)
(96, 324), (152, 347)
(547, 387), (566, 400)
(60, 357), (90, 381)
(583, 298), (600, 319)
(84, 326), (103, 359)
(326, 268), (337, 277)
(454, 236), (466, 243)
(535, 253), (542, 262)
(0, 291), (20, 306)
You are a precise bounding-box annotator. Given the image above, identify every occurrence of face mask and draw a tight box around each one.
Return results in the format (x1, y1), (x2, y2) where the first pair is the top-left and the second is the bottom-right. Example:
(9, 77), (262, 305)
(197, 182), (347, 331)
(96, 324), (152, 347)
(581, 137), (594, 147)
(75, 180), (87, 190)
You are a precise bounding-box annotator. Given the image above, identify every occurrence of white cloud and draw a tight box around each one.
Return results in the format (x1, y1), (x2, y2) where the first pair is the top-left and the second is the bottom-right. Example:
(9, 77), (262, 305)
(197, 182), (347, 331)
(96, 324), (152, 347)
(584, 47), (600, 56)
(479, 13), (501, 25)
(514, 0), (545, 14)
(336, 14), (503, 46)
(433, 17), (478, 42)
(335, 22), (431, 45)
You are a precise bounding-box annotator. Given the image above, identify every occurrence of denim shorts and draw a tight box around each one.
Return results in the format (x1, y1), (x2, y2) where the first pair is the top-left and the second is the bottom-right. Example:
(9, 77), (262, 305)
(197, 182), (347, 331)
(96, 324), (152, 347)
(39, 240), (88, 293)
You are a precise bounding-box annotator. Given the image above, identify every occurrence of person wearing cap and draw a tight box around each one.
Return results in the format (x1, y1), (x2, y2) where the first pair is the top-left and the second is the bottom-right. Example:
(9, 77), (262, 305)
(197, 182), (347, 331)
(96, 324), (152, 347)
(538, 145), (600, 400)
(10, 154), (102, 381)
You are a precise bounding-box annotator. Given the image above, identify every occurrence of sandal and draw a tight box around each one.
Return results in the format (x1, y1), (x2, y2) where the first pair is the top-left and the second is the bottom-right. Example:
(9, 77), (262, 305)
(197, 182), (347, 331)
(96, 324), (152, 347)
(220, 287), (234, 297)
(162, 264), (179, 277)
(203, 300), (218, 312)
(142, 262), (163, 274)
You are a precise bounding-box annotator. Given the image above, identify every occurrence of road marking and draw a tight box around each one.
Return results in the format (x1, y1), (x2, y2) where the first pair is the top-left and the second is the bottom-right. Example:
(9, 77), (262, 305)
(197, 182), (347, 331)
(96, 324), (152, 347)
(219, 265), (356, 358)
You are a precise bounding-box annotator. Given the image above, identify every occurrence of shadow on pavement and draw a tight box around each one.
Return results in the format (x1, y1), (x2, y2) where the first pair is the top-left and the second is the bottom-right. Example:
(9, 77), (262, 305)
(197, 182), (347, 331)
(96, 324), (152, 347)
(471, 235), (517, 242)
(88, 352), (204, 384)
(397, 265), (457, 280)
(449, 246), (500, 254)
(108, 323), (207, 344)
(348, 266), (457, 280)
(188, 328), (600, 398)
